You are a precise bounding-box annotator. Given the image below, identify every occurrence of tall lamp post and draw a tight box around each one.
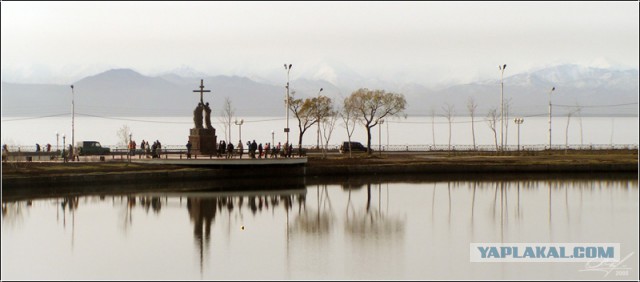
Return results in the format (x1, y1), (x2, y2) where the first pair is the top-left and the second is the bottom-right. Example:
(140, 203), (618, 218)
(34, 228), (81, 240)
(548, 87), (556, 150)
(56, 131), (59, 152)
(271, 130), (274, 146)
(235, 119), (244, 142)
(128, 132), (132, 162)
(514, 118), (524, 151)
(62, 134), (66, 162)
(378, 119), (385, 156)
(498, 64), (507, 151)
(284, 64), (293, 145)
(71, 85), (75, 160)
(316, 88), (323, 149)
(386, 120), (389, 148)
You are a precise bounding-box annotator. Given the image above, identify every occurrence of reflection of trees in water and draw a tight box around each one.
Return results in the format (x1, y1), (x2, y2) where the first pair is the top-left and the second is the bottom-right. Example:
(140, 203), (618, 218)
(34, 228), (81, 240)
(140, 197), (162, 214)
(457, 177), (638, 243)
(2, 201), (28, 227)
(60, 196), (79, 211)
(344, 183), (405, 239)
(290, 185), (331, 235)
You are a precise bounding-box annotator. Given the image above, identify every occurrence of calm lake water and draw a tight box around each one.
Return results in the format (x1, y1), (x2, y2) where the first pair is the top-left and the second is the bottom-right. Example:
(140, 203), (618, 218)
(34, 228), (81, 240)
(2, 174), (637, 280)
(1, 116), (638, 149)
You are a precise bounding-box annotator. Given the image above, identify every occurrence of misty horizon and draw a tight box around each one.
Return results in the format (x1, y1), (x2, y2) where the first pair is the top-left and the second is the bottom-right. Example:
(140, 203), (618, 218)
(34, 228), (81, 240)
(2, 2), (638, 86)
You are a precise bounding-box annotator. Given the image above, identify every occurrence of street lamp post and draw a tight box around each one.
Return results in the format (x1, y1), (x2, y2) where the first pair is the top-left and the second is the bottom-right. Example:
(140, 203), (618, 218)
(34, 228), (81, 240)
(379, 119), (384, 156)
(56, 132), (59, 152)
(129, 133), (132, 162)
(71, 85), (75, 160)
(271, 130), (274, 146)
(235, 119), (244, 142)
(386, 120), (389, 148)
(514, 118), (524, 151)
(498, 64), (507, 151)
(547, 87), (556, 150)
(284, 64), (293, 145)
(62, 134), (66, 162)
(316, 88), (323, 149)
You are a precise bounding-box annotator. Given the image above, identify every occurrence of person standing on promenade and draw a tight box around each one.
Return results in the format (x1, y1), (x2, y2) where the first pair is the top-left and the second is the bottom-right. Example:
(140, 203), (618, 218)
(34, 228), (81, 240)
(251, 140), (257, 159)
(283, 142), (288, 158)
(258, 143), (263, 159)
(186, 140), (192, 159)
(67, 144), (73, 162)
(146, 141), (151, 158)
(2, 144), (8, 162)
(237, 140), (244, 159)
(288, 143), (293, 158)
(155, 140), (162, 158)
(226, 142), (234, 159)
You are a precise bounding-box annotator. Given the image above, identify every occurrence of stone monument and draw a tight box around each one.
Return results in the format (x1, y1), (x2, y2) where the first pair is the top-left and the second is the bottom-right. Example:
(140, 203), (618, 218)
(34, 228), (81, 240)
(189, 79), (217, 155)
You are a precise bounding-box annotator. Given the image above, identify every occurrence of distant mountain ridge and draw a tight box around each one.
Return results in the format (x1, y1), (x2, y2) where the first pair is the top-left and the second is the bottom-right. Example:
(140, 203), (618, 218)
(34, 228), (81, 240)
(1, 64), (637, 117)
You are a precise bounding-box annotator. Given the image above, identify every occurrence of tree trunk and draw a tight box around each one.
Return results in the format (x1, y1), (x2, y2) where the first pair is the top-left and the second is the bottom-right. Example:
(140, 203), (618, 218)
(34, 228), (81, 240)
(471, 116), (476, 150)
(298, 132), (304, 157)
(366, 126), (373, 155)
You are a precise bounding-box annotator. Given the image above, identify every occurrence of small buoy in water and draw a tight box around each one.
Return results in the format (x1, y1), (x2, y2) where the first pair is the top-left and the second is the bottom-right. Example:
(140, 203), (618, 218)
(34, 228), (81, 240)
(241, 225), (245, 230)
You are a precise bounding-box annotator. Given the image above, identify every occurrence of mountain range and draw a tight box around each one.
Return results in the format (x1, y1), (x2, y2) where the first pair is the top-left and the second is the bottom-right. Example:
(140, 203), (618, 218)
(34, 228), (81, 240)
(1, 64), (637, 117)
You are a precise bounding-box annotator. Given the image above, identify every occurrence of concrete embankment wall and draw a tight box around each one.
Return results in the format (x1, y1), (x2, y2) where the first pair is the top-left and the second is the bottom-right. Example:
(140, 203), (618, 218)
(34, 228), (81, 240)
(3, 162), (637, 190)
(2, 165), (307, 189)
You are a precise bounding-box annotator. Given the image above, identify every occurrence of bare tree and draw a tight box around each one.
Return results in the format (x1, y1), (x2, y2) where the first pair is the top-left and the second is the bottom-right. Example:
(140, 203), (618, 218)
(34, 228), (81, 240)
(341, 99), (358, 158)
(345, 88), (406, 154)
(486, 108), (499, 151)
(288, 91), (315, 154)
(219, 97), (234, 143)
(467, 97), (478, 150)
(116, 124), (131, 147)
(442, 103), (455, 151)
(575, 102), (583, 145)
(321, 109), (338, 158)
(315, 96), (334, 155)
(430, 106), (436, 148)
(288, 91), (333, 155)
(565, 107), (581, 149)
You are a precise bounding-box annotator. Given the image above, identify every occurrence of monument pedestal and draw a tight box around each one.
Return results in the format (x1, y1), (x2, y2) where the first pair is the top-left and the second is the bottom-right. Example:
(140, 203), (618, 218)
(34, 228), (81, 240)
(189, 128), (217, 155)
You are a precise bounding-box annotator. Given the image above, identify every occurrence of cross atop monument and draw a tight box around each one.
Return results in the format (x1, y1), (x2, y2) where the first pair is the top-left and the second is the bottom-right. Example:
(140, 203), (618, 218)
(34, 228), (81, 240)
(193, 79), (211, 104)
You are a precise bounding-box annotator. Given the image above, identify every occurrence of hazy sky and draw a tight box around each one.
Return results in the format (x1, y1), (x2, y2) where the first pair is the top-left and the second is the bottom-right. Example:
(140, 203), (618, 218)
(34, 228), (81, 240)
(2, 1), (638, 85)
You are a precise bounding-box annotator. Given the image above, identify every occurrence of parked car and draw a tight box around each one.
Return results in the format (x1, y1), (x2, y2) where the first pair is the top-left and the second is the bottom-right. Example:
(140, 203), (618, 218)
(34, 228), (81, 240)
(77, 141), (111, 156)
(339, 141), (371, 153)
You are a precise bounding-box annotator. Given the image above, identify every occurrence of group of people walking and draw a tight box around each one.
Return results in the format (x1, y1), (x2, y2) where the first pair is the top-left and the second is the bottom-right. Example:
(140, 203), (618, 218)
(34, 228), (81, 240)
(185, 139), (296, 159)
(137, 139), (164, 159)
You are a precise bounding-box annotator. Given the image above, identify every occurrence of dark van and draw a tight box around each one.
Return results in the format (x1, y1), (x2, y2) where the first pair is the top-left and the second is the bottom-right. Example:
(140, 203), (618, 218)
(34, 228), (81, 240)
(339, 141), (370, 153)
(77, 141), (111, 156)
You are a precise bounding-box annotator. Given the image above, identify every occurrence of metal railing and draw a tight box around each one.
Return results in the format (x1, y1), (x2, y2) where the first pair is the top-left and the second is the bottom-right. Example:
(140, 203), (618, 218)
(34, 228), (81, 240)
(4, 143), (638, 154)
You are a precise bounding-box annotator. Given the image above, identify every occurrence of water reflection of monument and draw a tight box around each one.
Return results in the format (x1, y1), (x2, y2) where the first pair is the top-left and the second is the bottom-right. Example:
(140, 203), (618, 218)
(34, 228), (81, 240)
(184, 191), (306, 274)
(189, 79), (217, 155)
